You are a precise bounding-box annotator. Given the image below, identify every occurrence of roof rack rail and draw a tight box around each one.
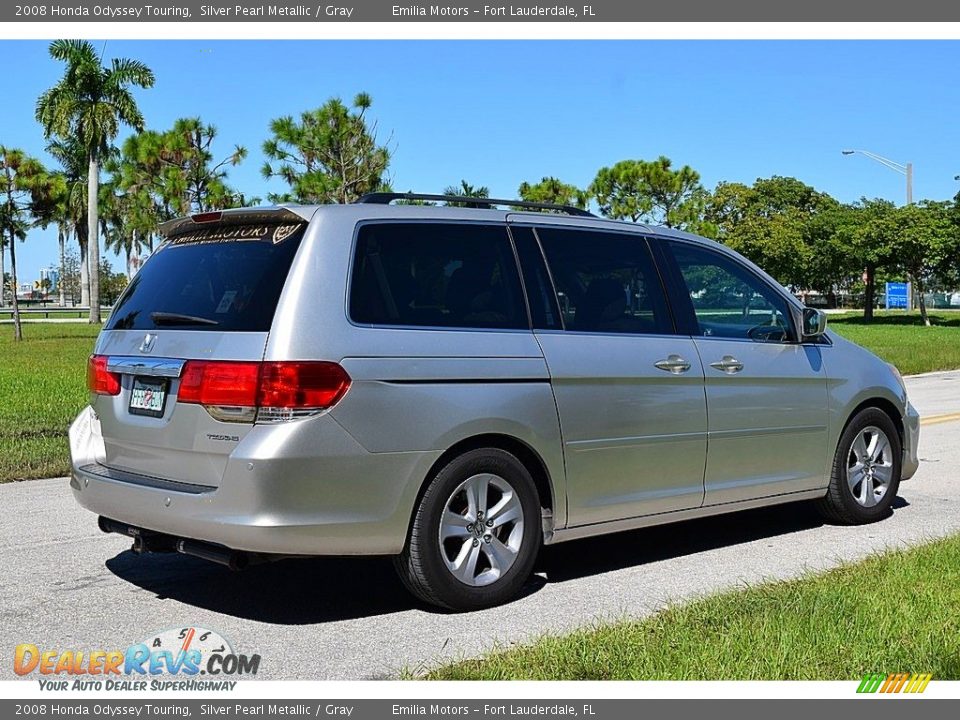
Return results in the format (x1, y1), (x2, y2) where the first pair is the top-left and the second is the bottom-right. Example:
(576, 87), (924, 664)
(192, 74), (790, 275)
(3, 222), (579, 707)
(356, 192), (594, 217)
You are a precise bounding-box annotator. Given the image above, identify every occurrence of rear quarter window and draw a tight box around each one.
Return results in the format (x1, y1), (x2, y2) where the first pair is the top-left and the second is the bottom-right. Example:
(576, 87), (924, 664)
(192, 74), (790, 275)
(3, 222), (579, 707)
(350, 222), (528, 330)
(106, 223), (305, 332)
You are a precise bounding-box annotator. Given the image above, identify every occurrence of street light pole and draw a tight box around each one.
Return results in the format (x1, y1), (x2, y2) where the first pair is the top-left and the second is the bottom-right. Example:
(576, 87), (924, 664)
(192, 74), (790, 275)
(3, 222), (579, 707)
(841, 149), (912, 205)
(841, 148), (915, 314)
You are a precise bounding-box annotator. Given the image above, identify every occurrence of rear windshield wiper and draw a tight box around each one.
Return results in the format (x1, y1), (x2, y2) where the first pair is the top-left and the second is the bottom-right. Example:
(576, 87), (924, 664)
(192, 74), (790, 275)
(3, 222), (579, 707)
(150, 312), (220, 327)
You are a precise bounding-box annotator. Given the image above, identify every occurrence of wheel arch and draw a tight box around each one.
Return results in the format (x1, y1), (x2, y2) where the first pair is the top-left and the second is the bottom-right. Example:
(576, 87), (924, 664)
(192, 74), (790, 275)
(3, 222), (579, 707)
(842, 396), (905, 450)
(408, 433), (557, 542)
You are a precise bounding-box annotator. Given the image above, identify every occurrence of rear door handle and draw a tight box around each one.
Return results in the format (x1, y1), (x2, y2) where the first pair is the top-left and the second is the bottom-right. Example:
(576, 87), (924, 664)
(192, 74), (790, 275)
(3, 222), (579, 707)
(654, 354), (692, 374)
(709, 355), (744, 374)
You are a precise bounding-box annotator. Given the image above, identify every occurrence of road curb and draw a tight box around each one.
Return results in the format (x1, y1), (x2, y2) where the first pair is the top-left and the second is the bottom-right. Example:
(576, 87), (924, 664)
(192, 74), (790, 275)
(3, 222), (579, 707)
(904, 369), (960, 380)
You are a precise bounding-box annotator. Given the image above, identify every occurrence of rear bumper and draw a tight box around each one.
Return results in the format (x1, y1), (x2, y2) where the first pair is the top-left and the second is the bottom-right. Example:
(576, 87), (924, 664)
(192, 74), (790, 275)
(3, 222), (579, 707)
(69, 406), (438, 555)
(901, 400), (920, 481)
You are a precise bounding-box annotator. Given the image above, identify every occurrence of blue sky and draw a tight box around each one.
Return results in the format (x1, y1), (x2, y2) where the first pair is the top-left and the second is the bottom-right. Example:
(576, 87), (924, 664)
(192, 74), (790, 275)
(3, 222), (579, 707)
(2, 39), (959, 279)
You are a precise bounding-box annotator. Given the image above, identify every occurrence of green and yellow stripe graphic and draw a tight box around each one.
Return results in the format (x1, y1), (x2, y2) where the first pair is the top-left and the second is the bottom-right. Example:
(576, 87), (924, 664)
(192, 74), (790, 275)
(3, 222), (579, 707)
(857, 672), (932, 694)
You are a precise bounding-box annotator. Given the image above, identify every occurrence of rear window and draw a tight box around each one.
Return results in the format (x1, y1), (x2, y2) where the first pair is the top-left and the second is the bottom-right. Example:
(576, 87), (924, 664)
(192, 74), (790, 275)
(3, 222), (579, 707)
(106, 223), (305, 332)
(350, 222), (527, 330)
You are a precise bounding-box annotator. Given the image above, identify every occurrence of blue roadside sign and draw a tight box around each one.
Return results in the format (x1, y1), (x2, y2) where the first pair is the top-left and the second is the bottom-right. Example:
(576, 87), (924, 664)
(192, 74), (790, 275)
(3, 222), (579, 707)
(886, 281), (908, 309)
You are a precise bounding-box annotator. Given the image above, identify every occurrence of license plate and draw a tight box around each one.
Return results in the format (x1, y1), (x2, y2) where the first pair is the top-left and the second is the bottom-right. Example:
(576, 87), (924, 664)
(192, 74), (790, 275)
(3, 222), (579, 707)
(129, 377), (168, 418)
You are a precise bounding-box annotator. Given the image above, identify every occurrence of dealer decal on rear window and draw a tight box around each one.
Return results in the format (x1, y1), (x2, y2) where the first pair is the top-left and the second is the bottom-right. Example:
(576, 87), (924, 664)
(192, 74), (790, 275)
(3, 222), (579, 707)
(171, 223), (302, 245)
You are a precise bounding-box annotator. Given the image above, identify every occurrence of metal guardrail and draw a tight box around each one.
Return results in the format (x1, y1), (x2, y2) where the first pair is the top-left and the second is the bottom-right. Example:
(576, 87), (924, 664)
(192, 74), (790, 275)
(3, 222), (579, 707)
(0, 306), (113, 319)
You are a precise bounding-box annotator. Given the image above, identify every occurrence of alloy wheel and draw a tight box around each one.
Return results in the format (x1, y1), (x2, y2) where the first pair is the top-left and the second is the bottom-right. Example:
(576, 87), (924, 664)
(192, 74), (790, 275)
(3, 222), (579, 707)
(847, 425), (894, 508)
(438, 473), (525, 587)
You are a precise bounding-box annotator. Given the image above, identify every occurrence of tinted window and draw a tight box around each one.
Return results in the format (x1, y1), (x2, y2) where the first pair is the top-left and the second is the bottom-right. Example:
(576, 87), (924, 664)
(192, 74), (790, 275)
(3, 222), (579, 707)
(350, 223), (527, 330)
(536, 228), (672, 335)
(106, 223), (305, 332)
(668, 242), (794, 342)
(511, 226), (561, 330)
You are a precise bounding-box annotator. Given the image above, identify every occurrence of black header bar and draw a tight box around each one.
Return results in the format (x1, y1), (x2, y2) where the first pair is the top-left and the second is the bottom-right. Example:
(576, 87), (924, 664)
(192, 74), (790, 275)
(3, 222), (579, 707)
(6, 0), (960, 22)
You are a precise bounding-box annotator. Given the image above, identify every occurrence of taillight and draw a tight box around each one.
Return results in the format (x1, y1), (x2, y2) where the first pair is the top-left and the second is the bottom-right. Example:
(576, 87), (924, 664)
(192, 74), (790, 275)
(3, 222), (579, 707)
(259, 362), (351, 409)
(178, 361), (260, 407)
(87, 355), (121, 396)
(177, 360), (351, 423)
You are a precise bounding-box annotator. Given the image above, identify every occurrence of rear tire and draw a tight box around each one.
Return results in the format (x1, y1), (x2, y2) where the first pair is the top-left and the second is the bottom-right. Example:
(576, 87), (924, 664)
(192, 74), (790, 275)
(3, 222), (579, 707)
(394, 448), (542, 611)
(816, 407), (901, 525)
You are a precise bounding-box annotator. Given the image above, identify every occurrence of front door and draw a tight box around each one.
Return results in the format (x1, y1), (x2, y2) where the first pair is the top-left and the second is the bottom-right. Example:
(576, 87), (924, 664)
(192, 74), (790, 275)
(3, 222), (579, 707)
(662, 240), (829, 505)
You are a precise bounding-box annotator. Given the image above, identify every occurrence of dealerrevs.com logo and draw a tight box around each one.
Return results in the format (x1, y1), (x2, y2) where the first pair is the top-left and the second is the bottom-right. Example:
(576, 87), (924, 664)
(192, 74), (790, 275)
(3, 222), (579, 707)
(14, 627), (260, 691)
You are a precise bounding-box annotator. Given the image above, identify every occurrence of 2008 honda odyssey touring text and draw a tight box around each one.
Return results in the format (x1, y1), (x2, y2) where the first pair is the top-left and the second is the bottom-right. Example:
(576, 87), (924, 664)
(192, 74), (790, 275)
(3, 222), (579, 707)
(69, 192), (920, 610)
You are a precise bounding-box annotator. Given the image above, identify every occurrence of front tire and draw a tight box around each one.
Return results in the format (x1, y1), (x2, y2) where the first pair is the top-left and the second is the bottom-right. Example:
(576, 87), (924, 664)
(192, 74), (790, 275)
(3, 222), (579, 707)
(394, 448), (542, 611)
(817, 407), (901, 524)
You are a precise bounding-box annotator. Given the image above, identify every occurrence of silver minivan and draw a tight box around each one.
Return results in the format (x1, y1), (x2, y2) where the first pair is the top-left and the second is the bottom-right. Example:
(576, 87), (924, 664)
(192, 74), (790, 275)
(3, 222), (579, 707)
(70, 193), (920, 610)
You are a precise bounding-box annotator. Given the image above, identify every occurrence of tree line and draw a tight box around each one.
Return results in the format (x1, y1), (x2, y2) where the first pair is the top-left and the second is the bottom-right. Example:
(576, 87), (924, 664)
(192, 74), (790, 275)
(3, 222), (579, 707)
(3, 40), (959, 341)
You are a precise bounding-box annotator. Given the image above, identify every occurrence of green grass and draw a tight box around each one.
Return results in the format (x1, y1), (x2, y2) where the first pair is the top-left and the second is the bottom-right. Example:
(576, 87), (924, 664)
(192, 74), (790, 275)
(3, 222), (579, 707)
(828, 311), (960, 376)
(421, 534), (960, 680)
(0, 324), (99, 482)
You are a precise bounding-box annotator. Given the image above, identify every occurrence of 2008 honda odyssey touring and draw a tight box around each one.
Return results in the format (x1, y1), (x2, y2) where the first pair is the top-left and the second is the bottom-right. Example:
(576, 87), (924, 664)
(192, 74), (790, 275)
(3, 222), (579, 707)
(70, 192), (920, 610)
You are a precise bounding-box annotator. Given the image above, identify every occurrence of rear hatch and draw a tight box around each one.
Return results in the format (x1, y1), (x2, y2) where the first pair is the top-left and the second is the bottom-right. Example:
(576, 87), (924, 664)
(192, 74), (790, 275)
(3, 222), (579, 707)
(89, 208), (311, 488)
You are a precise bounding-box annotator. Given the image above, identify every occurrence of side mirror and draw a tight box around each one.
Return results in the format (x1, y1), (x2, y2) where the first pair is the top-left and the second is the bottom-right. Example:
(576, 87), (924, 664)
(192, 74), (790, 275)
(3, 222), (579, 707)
(801, 307), (828, 340)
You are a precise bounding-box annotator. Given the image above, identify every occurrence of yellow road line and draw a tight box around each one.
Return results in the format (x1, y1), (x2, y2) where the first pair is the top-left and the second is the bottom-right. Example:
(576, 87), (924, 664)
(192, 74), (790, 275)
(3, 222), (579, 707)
(920, 412), (960, 426)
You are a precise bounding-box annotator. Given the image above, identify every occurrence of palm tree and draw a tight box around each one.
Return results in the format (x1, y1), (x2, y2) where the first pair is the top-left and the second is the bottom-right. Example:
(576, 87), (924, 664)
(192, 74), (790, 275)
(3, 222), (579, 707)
(36, 39), (154, 324)
(442, 180), (490, 208)
(0, 198), (27, 338)
(24, 169), (69, 307)
(119, 119), (248, 217)
(46, 138), (90, 306)
(99, 175), (153, 280)
(0, 146), (44, 341)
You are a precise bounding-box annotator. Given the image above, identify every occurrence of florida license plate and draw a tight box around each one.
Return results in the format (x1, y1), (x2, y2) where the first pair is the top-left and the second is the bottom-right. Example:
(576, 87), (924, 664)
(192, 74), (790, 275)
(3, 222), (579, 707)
(129, 377), (167, 418)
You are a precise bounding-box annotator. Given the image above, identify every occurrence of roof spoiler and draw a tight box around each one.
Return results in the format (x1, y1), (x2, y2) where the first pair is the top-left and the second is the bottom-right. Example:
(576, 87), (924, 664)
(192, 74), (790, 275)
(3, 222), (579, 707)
(158, 206), (314, 239)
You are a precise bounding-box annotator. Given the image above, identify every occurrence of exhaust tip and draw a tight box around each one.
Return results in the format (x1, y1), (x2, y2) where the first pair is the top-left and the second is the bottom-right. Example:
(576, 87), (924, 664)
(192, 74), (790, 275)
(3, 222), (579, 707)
(176, 539), (249, 571)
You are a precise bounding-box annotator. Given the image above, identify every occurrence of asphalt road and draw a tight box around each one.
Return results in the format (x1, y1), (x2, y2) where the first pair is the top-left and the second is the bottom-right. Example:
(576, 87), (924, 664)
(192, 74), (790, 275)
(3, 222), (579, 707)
(2, 371), (959, 680)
